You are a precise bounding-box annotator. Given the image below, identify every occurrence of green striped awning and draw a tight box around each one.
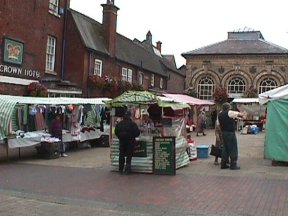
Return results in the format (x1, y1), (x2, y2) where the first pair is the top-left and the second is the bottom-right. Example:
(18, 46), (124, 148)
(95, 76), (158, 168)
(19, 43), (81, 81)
(106, 91), (190, 110)
(0, 94), (111, 140)
(0, 97), (17, 141)
(106, 91), (158, 107)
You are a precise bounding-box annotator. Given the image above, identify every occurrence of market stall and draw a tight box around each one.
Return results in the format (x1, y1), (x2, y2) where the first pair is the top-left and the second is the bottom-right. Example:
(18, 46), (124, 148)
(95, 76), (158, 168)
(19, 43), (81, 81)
(232, 98), (266, 132)
(106, 90), (191, 173)
(259, 85), (288, 162)
(162, 93), (215, 129)
(0, 94), (111, 159)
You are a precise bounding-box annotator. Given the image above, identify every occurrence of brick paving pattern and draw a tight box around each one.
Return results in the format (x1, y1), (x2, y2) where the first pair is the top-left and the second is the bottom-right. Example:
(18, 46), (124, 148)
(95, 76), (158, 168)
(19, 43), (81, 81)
(0, 130), (287, 215)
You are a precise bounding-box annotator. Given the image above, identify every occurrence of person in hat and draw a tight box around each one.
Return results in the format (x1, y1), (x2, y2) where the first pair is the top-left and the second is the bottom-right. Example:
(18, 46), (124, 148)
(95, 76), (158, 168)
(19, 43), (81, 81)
(115, 110), (140, 174)
(218, 102), (244, 170)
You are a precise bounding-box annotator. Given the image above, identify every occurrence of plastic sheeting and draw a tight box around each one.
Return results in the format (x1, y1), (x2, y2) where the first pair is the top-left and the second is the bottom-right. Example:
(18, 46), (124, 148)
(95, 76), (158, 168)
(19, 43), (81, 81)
(259, 84), (288, 105)
(264, 99), (288, 162)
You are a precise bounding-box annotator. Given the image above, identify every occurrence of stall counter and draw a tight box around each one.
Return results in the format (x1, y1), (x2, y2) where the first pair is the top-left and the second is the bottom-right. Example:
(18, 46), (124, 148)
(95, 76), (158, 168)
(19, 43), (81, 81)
(110, 136), (190, 173)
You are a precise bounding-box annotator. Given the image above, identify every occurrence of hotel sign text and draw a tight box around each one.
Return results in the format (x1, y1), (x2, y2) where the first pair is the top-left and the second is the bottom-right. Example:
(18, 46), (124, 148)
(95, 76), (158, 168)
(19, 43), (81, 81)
(0, 64), (41, 79)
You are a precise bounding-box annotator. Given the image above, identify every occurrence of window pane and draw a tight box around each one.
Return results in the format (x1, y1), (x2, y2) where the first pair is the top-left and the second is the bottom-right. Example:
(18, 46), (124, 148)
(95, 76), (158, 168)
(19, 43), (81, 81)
(258, 78), (277, 94)
(122, 68), (127, 81)
(139, 72), (143, 85)
(127, 69), (132, 83)
(197, 76), (214, 100)
(49, 0), (59, 13)
(160, 78), (163, 89)
(228, 77), (246, 95)
(94, 59), (102, 76)
(45, 36), (56, 72)
(151, 74), (154, 87)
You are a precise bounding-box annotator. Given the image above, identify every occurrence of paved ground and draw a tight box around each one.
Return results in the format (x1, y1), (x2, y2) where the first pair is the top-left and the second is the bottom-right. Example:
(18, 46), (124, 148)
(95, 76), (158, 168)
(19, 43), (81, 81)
(0, 130), (287, 216)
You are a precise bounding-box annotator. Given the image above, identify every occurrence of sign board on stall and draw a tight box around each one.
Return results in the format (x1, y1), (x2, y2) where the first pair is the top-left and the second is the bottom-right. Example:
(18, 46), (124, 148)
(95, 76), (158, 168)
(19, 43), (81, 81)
(153, 136), (176, 175)
(133, 140), (147, 157)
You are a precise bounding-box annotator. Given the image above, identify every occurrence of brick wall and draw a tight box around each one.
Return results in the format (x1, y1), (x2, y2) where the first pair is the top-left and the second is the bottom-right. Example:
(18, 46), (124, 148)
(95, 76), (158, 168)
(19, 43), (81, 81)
(0, 0), (68, 87)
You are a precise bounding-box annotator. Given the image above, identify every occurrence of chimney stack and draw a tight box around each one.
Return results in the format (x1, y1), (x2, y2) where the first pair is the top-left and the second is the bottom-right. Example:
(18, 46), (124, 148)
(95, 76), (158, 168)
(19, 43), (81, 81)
(156, 41), (162, 53)
(101, 1), (119, 57)
(146, 31), (152, 44)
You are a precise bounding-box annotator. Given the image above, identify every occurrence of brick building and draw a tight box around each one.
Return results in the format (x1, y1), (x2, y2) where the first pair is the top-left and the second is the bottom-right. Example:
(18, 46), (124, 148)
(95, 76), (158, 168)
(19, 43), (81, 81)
(0, 0), (185, 97)
(182, 30), (288, 100)
(0, 0), (81, 96)
(65, 1), (185, 97)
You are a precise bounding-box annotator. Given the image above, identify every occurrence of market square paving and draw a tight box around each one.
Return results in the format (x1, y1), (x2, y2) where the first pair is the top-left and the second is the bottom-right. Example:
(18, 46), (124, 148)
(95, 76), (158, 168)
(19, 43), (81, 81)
(0, 130), (287, 216)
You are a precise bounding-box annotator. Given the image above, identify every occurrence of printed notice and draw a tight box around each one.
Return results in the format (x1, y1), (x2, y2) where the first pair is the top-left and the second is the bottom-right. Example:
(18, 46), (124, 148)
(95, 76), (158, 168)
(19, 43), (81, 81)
(153, 136), (176, 175)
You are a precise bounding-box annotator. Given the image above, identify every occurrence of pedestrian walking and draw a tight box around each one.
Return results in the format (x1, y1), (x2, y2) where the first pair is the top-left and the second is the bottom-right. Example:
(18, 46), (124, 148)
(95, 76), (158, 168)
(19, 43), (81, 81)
(115, 110), (140, 174)
(218, 103), (244, 170)
(196, 110), (207, 136)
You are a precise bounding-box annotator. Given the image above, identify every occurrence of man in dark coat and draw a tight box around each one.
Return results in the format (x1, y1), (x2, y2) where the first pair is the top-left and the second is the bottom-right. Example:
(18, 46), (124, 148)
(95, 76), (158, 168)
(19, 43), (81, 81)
(218, 102), (244, 170)
(115, 110), (140, 174)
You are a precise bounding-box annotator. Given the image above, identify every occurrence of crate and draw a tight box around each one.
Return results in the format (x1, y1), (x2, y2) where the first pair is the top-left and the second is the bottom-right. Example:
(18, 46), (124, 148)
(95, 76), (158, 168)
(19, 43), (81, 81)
(36, 142), (60, 159)
(90, 135), (110, 148)
(197, 145), (209, 159)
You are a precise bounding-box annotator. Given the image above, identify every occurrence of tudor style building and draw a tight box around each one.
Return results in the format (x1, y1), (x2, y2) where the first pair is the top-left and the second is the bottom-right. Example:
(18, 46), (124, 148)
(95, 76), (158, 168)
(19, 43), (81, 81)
(182, 30), (288, 100)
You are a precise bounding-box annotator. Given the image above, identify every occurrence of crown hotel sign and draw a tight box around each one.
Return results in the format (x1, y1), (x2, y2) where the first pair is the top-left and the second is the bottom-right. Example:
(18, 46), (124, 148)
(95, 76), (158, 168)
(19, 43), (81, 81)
(3, 37), (23, 65)
(1, 37), (40, 79)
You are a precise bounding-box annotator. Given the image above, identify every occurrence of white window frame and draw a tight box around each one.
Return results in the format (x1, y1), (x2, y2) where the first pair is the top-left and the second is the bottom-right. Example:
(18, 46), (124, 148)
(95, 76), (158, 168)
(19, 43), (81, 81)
(258, 78), (278, 94)
(122, 67), (133, 83)
(227, 77), (246, 95)
(138, 72), (143, 85)
(127, 69), (132, 83)
(160, 78), (163, 89)
(94, 59), (102, 76)
(197, 76), (214, 100)
(151, 74), (155, 87)
(122, 68), (127, 81)
(45, 36), (56, 74)
(49, 0), (59, 14)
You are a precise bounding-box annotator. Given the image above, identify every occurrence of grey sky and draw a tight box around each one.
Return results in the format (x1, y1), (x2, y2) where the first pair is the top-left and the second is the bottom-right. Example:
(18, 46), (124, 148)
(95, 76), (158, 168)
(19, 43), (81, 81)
(70, 0), (288, 67)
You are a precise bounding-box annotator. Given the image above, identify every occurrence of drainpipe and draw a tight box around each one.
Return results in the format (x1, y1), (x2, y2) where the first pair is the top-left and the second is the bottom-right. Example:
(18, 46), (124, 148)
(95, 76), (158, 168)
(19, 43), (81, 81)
(60, 0), (68, 80)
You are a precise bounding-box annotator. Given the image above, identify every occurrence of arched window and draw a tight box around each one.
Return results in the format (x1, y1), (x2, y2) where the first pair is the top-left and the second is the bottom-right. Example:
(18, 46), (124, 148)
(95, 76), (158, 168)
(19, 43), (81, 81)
(258, 78), (278, 94)
(197, 76), (214, 100)
(227, 77), (246, 97)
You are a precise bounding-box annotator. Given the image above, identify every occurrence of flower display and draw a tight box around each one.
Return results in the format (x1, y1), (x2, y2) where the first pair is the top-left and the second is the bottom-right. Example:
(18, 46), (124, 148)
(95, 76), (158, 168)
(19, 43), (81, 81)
(89, 75), (144, 97)
(27, 82), (48, 97)
(213, 87), (228, 104)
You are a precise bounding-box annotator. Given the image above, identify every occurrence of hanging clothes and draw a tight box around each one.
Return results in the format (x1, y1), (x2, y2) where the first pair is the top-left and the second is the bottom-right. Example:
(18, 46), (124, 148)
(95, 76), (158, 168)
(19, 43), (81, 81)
(35, 106), (45, 130)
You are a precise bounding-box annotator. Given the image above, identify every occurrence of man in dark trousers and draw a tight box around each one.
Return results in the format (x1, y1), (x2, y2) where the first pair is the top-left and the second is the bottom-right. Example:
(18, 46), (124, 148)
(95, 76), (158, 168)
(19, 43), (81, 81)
(115, 110), (140, 174)
(218, 102), (244, 170)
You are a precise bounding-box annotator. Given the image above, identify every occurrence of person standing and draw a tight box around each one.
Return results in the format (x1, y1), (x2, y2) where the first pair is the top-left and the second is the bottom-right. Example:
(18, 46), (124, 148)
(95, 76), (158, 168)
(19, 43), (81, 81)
(218, 103), (244, 170)
(50, 114), (67, 157)
(115, 110), (140, 175)
(196, 110), (207, 136)
(214, 119), (223, 165)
